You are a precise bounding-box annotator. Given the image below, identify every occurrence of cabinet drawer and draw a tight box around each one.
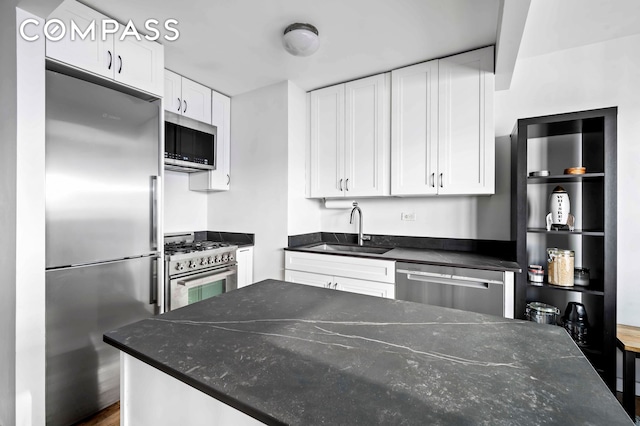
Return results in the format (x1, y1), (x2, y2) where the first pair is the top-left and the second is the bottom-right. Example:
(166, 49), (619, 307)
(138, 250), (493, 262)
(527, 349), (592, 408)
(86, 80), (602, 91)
(285, 251), (395, 283)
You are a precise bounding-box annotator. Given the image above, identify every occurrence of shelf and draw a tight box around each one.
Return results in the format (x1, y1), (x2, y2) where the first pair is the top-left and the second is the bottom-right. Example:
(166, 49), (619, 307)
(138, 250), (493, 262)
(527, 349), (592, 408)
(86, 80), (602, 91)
(527, 279), (604, 295)
(527, 228), (604, 236)
(527, 173), (604, 184)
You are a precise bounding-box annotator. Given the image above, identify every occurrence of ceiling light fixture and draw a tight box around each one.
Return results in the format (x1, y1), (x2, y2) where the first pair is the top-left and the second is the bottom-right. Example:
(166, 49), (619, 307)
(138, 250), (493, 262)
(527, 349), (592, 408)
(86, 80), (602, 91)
(282, 23), (320, 57)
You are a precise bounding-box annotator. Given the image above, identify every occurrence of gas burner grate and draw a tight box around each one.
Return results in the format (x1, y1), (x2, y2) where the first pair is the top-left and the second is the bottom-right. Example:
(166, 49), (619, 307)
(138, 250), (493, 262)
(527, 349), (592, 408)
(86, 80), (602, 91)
(164, 240), (231, 255)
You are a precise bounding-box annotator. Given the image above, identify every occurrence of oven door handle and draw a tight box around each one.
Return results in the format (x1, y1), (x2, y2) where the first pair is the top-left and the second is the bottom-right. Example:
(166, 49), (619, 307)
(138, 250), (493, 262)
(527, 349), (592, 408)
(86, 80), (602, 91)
(177, 269), (235, 288)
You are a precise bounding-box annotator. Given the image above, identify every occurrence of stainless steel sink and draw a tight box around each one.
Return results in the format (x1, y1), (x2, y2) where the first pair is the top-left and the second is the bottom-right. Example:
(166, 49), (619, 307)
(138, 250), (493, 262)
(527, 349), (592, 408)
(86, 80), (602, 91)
(307, 243), (391, 255)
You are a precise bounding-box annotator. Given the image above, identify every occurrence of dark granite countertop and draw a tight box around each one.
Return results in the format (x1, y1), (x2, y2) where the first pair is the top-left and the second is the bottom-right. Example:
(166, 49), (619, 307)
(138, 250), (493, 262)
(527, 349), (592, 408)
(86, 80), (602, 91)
(285, 244), (521, 273)
(104, 280), (628, 425)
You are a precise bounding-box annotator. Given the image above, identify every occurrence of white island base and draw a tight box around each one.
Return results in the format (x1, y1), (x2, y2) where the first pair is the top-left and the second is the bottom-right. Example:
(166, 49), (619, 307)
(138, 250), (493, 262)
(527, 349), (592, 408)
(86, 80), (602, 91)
(120, 353), (262, 426)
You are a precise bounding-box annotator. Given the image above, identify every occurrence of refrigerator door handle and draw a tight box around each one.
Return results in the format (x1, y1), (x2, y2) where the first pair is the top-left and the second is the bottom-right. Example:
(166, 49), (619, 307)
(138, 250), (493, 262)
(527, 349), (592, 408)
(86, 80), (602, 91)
(151, 175), (161, 250)
(150, 257), (158, 306)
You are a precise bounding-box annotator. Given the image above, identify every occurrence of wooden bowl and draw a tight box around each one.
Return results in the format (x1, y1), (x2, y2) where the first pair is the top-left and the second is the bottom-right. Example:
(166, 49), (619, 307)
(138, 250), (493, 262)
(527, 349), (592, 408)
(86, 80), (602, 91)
(564, 167), (586, 175)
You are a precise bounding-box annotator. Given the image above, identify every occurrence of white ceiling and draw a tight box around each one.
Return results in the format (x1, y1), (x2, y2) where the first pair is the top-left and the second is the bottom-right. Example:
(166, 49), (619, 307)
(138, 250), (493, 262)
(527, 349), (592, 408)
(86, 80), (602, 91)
(81, 0), (500, 96)
(518, 0), (640, 59)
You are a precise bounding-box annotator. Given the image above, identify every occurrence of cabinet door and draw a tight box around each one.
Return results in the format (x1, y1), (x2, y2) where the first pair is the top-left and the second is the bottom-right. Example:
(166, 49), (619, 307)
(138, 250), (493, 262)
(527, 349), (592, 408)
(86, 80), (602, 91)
(390, 60), (439, 196)
(438, 46), (494, 195)
(284, 270), (332, 289)
(181, 78), (212, 124)
(334, 276), (395, 299)
(189, 90), (231, 191)
(46, 0), (113, 79)
(164, 70), (182, 114)
(309, 84), (345, 198)
(344, 74), (390, 197)
(285, 251), (395, 284)
(114, 36), (164, 96)
(211, 90), (232, 189)
(236, 247), (253, 289)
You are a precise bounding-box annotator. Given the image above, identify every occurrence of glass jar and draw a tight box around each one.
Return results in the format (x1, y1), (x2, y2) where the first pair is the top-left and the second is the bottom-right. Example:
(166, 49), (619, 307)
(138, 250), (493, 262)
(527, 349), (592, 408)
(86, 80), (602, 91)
(547, 248), (574, 286)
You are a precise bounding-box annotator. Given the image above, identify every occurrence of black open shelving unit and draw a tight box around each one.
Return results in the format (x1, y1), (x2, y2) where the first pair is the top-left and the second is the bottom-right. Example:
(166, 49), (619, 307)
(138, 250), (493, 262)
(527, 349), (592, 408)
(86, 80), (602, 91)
(511, 107), (617, 391)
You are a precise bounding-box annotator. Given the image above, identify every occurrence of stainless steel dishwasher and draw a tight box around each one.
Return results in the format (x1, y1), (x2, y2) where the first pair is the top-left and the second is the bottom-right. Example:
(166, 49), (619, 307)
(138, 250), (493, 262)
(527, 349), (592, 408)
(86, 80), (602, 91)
(395, 263), (514, 318)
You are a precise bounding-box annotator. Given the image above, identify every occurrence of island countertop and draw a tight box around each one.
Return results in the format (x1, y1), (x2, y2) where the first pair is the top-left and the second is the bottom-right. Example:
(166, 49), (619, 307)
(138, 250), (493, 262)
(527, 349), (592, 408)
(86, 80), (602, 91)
(104, 280), (630, 425)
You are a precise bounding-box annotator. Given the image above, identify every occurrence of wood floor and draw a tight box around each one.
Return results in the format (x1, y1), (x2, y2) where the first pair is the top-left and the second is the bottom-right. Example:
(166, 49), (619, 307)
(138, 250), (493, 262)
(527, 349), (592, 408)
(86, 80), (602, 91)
(77, 396), (640, 425)
(75, 402), (119, 426)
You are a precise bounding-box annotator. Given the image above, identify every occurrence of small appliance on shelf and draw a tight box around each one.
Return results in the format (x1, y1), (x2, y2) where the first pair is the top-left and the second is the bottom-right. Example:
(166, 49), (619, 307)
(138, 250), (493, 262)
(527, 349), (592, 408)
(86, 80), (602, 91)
(562, 302), (589, 346)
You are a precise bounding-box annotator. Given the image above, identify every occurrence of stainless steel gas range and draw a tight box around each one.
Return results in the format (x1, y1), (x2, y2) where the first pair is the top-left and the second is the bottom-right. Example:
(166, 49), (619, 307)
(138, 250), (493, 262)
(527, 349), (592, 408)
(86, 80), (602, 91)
(164, 233), (238, 312)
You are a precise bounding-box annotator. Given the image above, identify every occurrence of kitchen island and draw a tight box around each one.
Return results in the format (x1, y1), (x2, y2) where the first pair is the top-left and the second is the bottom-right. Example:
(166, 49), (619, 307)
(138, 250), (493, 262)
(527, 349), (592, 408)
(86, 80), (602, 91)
(104, 280), (630, 425)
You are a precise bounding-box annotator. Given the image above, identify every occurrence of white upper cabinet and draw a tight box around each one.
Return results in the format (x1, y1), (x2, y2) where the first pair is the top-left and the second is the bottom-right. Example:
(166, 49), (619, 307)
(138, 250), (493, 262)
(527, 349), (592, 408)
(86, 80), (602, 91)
(113, 32), (164, 96)
(310, 84), (345, 198)
(164, 70), (212, 125)
(438, 47), (494, 195)
(189, 89), (231, 191)
(181, 78), (212, 124)
(391, 60), (439, 196)
(309, 73), (390, 198)
(46, 0), (112, 79)
(391, 46), (495, 196)
(46, 0), (164, 96)
(345, 74), (390, 196)
(164, 70), (182, 114)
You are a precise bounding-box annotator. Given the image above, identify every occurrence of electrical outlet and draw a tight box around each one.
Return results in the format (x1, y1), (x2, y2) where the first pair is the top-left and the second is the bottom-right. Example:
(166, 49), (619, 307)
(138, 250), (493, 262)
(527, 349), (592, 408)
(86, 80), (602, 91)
(401, 212), (416, 221)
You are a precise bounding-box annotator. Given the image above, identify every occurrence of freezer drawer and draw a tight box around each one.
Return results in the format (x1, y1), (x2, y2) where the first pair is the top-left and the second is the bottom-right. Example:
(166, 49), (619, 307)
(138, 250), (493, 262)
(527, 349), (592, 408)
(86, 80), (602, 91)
(45, 256), (157, 425)
(395, 263), (509, 318)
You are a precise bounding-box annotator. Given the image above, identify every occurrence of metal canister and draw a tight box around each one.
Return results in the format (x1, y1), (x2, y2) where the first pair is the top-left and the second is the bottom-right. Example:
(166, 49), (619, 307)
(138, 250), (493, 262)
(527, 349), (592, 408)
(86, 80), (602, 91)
(547, 248), (575, 286)
(525, 302), (560, 325)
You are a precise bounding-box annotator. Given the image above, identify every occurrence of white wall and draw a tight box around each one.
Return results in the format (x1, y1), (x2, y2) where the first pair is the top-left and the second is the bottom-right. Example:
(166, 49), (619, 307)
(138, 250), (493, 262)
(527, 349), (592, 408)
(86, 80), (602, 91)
(318, 136), (511, 240)
(207, 81), (289, 281)
(163, 171), (208, 233)
(494, 34), (640, 328)
(0, 8), (47, 426)
(0, 4), (19, 424)
(15, 10), (46, 425)
(287, 84), (321, 235)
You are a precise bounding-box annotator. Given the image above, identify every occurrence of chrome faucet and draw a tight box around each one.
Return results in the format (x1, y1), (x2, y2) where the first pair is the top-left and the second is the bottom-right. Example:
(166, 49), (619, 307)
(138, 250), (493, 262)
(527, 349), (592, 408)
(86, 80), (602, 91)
(349, 202), (370, 246)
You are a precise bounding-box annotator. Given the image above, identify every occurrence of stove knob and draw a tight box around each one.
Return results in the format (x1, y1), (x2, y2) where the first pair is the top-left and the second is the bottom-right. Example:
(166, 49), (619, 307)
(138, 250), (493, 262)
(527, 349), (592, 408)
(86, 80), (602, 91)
(189, 261), (197, 268)
(228, 253), (235, 261)
(222, 254), (229, 262)
(176, 262), (185, 271)
(207, 256), (213, 265)
(200, 258), (208, 265)
(215, 255), (222, 263)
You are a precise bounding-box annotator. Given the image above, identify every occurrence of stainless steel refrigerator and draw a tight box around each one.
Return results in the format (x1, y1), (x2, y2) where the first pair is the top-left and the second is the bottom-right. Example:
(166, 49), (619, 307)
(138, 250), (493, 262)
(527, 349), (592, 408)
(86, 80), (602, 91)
(45, 70), (161, 425)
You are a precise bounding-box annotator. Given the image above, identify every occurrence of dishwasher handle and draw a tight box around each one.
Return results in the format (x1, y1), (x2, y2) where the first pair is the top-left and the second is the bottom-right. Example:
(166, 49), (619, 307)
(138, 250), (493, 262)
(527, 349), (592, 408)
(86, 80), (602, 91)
(397, 269), (502, 290)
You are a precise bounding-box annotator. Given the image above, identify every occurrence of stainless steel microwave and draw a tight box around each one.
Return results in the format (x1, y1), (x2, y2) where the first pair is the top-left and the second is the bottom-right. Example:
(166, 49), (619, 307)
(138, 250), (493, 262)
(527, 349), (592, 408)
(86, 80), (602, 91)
(164, 111), (217, 172)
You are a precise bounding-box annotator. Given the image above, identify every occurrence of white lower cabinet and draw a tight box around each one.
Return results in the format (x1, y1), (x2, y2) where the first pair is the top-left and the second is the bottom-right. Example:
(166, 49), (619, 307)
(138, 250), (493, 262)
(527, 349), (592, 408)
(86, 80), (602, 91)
(285, 270), (332, 289)
(284, 252), (395, 299)
(285, 270), (395, 299)
(236, 247), (254, 289)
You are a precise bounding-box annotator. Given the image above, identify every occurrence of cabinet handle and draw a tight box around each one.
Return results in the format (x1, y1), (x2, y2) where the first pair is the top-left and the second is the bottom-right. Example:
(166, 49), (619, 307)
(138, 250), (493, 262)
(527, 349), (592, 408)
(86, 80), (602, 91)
(177, 98), (181, 112)
(118, 55), (122, 74)
(183, 100), (187, 113)
(439, 173), (443, 188)
(339, 178), (343, 191)
(226, 174), (230, 185)
(431, 173), (435, 187)
(107, 50), (112, 70)
(345, 178), (349, 191)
